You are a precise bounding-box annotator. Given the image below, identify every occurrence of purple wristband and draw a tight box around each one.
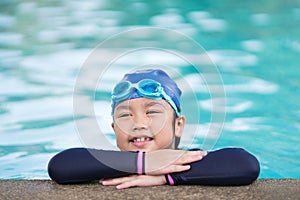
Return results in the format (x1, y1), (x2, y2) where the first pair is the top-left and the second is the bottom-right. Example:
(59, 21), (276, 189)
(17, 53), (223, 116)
(137, 151), (143, 175)
(167, 174), (175, 185)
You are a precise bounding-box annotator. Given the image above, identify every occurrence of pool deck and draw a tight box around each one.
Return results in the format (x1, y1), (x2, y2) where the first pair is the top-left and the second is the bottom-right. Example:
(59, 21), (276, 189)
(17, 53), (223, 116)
(0, 179), (299, 200)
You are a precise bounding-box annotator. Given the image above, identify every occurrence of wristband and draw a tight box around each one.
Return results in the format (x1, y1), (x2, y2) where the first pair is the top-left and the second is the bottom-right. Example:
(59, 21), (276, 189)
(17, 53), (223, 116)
(137, 151), (145, 175)
(166, 174), (175, 185)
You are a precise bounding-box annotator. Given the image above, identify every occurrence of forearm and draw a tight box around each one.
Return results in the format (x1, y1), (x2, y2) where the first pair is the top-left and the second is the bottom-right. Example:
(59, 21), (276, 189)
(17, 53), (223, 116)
(48, 148), (204, 185)
(48, 148), (140, 184)
(166, 148), (260, 186)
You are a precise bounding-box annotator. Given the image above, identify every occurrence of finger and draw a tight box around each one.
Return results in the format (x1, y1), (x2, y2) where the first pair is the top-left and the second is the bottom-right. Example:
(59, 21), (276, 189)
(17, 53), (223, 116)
(174, 153), (202, 165)
(200, 151), (208, 156)
(185, 150), (207, 158)
(148, 164), (191, 175)
(116, 175), (165, 189)
(159, 165), (191, 174)
(101, 177), (131, 186)
(175, 151), (207, 165)
(101, 176), (137, 186)
(116, 180), (139, 190)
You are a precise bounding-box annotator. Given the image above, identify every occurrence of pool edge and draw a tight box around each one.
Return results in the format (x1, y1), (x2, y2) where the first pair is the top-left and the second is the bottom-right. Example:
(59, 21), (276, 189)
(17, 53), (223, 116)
(0, 179), (299, 199)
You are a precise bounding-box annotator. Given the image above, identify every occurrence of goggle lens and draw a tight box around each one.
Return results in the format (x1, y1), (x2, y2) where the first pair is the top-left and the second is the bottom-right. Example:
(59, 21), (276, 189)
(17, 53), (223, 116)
(138, 79), (161, 96)
(112, 81), (131, 99)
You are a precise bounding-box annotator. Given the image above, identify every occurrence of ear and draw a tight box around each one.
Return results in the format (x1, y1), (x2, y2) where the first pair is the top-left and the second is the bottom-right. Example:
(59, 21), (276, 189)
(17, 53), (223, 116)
(174, 115), (186, 138)
(111, 122), (115, 130)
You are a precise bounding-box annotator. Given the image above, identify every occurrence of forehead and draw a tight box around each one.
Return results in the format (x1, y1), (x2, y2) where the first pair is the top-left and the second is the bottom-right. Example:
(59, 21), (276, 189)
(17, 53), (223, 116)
(115, 98), (169, 110)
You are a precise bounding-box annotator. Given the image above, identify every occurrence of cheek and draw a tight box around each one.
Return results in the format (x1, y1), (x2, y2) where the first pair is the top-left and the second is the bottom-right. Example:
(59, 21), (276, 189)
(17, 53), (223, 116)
(154, 119), (175, 144)
(114, 119), (132, 134)
(114, 125), (128, 143)
(115, 133), (129, 150)
(149, 114), (168, 135)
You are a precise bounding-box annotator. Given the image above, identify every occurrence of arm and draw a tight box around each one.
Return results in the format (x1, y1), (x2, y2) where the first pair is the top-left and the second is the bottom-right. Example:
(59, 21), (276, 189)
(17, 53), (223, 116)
(48, 148), (138, 184)
(165, 148), (260, 186)
(48, 148), (205, 184)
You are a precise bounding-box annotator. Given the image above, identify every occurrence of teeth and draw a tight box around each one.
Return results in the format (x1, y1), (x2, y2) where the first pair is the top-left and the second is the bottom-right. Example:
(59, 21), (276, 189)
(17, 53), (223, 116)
(133, 137), (151, 142)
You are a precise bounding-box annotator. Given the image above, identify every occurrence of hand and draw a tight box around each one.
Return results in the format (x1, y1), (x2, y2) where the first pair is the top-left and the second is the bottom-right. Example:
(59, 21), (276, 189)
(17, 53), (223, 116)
(100, 175), (166, 190)
(145, 149), (207, 175)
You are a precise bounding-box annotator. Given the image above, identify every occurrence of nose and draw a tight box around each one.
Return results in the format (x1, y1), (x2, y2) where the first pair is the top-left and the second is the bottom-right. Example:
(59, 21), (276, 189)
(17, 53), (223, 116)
(132, 114), (150, 131)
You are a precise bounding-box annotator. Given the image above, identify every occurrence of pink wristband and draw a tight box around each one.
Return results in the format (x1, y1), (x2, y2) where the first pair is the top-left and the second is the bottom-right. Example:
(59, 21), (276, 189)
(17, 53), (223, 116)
(137, 151), (143, 175)
(167, 174), (175, 185)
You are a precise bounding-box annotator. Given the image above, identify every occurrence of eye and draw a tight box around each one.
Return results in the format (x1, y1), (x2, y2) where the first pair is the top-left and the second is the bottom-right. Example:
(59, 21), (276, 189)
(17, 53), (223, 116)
(146, 110), (162, 115)
(118, 112), (132, 118)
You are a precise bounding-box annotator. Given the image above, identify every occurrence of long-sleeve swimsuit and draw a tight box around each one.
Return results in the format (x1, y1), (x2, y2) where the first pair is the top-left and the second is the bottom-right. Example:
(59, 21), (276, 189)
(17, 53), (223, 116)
(48, 147), (260, 186)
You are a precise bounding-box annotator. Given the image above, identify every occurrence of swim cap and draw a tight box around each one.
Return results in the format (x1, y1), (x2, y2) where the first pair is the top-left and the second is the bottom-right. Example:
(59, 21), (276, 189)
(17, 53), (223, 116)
(111, 69), (182, 116)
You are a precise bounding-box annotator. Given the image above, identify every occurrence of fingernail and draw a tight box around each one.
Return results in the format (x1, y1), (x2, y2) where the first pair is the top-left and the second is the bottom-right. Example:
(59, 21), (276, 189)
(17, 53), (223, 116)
(116, 185), (122, 190)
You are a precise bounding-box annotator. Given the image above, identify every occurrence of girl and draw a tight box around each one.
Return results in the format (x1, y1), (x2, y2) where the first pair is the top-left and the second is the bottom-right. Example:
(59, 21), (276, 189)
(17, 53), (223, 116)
(48, 69), (260, 189)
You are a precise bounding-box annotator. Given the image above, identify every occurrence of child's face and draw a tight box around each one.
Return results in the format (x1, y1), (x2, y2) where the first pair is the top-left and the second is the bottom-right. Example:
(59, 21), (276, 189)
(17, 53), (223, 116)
(112, 98), (185, 152)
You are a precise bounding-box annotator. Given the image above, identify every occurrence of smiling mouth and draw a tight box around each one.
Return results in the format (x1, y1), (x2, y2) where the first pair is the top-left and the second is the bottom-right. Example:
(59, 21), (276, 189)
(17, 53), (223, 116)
(129, 137), (153, 143)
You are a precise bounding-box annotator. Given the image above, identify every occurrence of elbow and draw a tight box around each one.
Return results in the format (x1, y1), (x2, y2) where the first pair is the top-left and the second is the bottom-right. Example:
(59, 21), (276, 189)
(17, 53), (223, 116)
(48, 148), (81, 184)
(237, 148), (260, 185)
(48, 148), (93, 184)
(215, 148), (260, 185)
(247, 155), (260, 184)
(48, 152), (66, 184)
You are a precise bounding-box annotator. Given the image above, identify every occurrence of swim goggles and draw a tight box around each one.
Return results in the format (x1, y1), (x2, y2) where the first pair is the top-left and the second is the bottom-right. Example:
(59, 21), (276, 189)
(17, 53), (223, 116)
(112, 79), (180, 116)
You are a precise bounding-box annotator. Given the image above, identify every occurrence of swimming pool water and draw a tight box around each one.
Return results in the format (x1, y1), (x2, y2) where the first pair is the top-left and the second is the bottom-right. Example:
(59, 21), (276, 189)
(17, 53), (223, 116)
(1, 0), (300, 179)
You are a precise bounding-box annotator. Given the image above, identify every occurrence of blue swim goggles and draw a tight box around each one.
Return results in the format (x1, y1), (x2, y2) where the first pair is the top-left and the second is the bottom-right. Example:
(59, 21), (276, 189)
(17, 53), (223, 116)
(112, 79), (180, 116)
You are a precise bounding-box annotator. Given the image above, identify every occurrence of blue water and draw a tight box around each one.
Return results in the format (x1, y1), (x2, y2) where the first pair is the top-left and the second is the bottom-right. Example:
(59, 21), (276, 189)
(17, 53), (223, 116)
(1, 0), (300, 179)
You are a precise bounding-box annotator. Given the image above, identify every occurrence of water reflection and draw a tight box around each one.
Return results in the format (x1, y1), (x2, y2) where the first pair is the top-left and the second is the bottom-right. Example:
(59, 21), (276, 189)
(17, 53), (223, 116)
(1, 0), (300, 179)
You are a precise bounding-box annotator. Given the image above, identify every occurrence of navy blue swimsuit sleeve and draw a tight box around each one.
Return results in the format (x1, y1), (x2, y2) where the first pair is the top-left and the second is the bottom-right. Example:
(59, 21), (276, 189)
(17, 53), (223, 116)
(48, 147), (260, 185)
(48, 148), (138, 184)
(165, 148), (260, 186)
